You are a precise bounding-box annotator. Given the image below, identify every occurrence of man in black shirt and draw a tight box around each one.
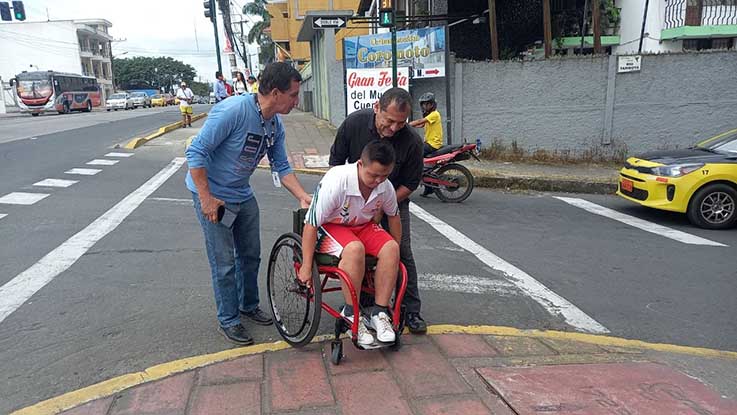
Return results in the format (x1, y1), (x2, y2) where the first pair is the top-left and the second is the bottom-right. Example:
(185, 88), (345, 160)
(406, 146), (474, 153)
(329, 87), (427, 334)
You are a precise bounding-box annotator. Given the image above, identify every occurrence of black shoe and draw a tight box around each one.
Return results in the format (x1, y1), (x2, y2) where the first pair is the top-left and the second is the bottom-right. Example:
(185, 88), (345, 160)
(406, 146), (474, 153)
(242, 307), (273, 326)
(406, 312), (427, 334)
(218, 324), (254, 345)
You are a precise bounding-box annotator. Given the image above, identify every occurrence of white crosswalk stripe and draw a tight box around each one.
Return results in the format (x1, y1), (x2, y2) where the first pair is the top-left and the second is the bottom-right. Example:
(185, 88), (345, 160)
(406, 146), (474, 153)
(0, 192), (50, 205)
(0, 214), (7, 220)
(104, 152), (134, 158)
(419, 273), (519, 296)
(33, 179), (79, 188)
(554, 197), (727, 247)
(86, 159), (119, 166)
(65, 168), (102, 176)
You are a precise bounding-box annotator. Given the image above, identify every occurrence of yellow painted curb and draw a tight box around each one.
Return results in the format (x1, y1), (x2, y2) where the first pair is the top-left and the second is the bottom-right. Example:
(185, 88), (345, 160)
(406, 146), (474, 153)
(124, 113), (207, 150)
(256, 165), (327, 176)
(11, 325), (737, 415)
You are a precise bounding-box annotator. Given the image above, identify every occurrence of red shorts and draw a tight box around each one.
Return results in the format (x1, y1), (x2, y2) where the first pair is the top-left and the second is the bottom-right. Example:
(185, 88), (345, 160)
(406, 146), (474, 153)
(316, 222), (394, 258)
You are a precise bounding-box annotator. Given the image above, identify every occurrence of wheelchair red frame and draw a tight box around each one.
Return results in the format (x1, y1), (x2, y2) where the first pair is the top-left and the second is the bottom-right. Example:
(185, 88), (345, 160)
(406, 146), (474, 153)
(267, 210), (407, 364)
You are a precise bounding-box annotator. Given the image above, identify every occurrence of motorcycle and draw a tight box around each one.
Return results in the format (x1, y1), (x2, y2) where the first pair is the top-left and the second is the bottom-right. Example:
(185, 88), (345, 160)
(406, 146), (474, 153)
(421, 141), (480, 202)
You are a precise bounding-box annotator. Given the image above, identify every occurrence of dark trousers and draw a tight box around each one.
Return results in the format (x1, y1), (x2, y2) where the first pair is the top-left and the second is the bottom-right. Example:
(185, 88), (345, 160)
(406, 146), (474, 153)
(382, 199), (421, 314)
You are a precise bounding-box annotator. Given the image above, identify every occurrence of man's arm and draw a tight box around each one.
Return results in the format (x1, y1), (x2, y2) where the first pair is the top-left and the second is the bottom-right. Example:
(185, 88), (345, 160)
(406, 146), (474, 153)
(281, 173), (312, 208)
(328, 121), (350, 166)
(395, 185), (414, 203)
(189, 168), (223, 223)
(298, 224), (318, 286)
(387, 214), (402, 244)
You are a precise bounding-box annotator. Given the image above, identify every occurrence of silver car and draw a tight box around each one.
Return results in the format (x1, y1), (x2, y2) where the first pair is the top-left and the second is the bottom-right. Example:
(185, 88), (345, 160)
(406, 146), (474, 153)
(105, 93), (134, 111)
(129, 92), (152, 109)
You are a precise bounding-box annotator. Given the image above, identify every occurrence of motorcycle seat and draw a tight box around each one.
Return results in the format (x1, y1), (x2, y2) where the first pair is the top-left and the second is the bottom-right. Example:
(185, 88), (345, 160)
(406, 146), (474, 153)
(426, 144), (463, 158)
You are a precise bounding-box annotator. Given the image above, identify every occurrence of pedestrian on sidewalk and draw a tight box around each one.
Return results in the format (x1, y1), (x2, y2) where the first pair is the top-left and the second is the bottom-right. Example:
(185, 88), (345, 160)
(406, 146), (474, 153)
(186, 62), (313, 345)
(234, 71), (248, 96)
(213, 71), (229, 103)
(329, 87), (428, 334)
(176, 81), (194, 127)
(409, 92), (443, 197)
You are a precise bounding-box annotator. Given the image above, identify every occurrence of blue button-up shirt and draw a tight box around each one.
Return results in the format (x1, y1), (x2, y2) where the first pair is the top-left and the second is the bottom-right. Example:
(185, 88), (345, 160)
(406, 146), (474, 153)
(213, 79), (228, 101)
(185, 94), (293, 203)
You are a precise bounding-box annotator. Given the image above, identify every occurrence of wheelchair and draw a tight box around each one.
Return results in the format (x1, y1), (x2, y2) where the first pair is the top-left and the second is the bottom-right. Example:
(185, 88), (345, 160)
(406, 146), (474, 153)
(266, 209), (408, 365)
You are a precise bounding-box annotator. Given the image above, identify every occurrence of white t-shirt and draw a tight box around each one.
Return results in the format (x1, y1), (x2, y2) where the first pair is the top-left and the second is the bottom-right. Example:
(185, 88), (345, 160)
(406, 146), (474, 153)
(176, 87), (193, 107)
(305, 162), (398, 228)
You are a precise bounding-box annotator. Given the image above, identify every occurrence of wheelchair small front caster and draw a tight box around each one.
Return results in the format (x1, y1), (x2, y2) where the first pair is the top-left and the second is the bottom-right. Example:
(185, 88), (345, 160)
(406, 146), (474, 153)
(330, 340), (343, 365)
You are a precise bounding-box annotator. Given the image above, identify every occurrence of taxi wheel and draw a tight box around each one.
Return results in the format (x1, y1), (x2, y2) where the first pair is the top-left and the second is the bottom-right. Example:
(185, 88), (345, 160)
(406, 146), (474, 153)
(687, 183), (737, 230)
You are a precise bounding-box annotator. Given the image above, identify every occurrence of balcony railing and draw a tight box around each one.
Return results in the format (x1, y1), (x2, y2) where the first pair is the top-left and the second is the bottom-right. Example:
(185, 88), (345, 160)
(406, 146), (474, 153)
(665, 0), (737, 29)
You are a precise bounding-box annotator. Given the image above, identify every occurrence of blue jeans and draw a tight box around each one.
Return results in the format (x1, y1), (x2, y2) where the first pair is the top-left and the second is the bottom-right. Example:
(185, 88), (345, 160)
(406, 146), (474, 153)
(192, 194), (261, 328)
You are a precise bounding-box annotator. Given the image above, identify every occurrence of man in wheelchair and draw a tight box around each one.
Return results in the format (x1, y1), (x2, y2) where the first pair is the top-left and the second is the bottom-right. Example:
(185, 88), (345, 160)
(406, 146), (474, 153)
(298, 141), (402, 346)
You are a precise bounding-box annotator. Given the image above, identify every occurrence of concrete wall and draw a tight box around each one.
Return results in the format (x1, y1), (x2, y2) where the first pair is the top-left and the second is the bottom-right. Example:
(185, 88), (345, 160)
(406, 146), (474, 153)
(458, 51), (737, 154)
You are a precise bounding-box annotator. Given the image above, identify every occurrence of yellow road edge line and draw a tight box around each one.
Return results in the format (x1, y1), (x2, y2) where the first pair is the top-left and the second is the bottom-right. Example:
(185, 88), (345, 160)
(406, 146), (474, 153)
(123, 113), (207, 149)
(12, 324), (737, 415)
(426, 324), (737, 360)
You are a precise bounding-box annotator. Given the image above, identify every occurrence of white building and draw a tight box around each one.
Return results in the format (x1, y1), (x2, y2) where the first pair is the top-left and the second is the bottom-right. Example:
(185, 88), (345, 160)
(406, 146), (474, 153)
(0, 19), (115, 101)
(616, 0), (737, 55)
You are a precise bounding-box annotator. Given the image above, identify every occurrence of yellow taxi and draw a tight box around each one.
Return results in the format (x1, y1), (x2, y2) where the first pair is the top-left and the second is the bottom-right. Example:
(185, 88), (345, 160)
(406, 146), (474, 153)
(151, 94), (166, 107)
(617, 128), (737, 229)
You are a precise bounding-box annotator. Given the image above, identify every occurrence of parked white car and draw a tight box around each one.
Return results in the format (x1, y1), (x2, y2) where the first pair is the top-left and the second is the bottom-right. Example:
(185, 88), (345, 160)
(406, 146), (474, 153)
(106, 93), (134, 111)
(129, 92), (151, 108)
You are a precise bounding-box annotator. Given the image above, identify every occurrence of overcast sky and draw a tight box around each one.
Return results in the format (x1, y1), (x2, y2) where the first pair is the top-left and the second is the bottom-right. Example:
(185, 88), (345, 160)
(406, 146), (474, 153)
(23, 0), (260, 83)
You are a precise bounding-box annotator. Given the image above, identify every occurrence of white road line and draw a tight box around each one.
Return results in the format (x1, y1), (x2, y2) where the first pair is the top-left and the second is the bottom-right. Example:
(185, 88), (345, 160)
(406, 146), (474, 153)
(0, 158), (186, 325)
(0, 214), (7, 220)
(554, 197), (727, 247)
(409, 202), (609, 334)
(419, 273), (519, 296)
(0, 192), (50, 205)
(150, 197), (193, 205)
(86, 159), (119, 166)
(65, 168), (102, 176)
(33, 178), (79, 188)
(104, 152), (134, 158)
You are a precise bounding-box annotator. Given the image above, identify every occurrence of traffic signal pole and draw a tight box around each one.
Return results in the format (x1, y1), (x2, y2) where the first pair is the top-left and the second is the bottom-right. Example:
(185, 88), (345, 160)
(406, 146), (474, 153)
(204, 0), (222, 74)
(391, 26), (397, 88)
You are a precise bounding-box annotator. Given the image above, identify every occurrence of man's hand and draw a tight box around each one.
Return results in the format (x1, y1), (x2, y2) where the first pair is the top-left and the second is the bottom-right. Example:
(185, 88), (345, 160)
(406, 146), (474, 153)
(299, 194), (313, 209)
(199, 194), (225, 223)
(297, 264), (312, 287)
(373, 210), (384, 224)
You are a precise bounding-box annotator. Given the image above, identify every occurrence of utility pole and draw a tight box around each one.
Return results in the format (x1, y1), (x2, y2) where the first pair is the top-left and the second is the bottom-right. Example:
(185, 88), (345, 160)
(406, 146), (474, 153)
(488, 0), (499, 61)
(592, 0), (602, 53)
(542, 0), (552, 58)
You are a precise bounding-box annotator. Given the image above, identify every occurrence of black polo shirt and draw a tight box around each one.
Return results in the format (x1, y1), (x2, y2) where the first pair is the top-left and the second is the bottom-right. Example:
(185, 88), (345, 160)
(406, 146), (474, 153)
(329, 108), (424, 192)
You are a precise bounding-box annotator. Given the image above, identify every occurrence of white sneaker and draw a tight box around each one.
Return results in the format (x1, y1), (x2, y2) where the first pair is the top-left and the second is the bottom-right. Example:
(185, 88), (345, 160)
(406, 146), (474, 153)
(340, 309), (374, 346)
(369, 311), (395, 343)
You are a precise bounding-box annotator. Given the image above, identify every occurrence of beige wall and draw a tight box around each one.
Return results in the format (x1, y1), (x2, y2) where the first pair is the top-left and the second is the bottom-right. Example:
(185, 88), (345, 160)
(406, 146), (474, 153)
(266, 0), (368, 63)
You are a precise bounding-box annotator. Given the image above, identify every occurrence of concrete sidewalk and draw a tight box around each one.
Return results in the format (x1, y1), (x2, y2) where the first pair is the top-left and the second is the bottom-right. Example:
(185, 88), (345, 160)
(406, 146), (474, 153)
(17, 326), (737, 414)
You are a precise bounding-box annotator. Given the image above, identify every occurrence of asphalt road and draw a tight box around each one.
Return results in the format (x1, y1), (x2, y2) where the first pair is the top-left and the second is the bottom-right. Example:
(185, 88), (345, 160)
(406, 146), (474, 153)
(0, 111), (735, 413)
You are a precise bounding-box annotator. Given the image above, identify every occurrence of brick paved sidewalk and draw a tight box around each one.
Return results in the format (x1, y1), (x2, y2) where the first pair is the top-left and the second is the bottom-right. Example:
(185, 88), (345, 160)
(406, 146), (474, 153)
(22, 329), (737, 415)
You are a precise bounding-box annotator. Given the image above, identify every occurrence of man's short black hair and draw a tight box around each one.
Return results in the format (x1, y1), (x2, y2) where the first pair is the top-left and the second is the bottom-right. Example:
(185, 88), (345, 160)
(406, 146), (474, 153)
(258, 62), (302, 95)
(378, 87), (412, 113)
(361, 140), (396, 167)
(215, 71), (222, 78)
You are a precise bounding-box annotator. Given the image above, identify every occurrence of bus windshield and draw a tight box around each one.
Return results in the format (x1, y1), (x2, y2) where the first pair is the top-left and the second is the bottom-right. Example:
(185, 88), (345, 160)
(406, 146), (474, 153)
(17, 79), (53, 100)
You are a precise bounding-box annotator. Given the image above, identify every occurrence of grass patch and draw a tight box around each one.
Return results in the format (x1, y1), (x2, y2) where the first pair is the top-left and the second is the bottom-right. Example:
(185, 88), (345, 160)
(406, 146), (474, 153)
(479, 138), (628, 166)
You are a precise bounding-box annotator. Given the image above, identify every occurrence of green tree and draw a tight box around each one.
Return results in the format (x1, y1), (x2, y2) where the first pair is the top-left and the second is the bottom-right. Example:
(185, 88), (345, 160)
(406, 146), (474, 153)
(112, 56), (196, 92)
(243, 0), (275, 65)
(190, 81), (211, 97)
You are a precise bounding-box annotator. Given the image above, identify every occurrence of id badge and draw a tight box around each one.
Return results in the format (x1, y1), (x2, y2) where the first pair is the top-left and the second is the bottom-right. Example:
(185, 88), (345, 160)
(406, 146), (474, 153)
(272, 171), (282, 188)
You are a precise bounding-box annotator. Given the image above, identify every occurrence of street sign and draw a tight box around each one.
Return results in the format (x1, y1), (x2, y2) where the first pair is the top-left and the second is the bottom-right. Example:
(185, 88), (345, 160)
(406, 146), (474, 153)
(617, 55), (642, 73)
(312, 16), (346, 29)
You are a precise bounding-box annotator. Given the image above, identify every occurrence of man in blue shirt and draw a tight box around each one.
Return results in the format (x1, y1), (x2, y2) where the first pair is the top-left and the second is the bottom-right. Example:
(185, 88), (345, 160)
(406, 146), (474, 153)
(213, 71), (229, 102)
(186, 62), (312, 345)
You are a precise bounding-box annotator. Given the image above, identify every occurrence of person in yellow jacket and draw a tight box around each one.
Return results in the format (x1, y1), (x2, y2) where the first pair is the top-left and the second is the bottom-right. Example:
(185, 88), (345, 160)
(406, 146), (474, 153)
(409, 92), (443, 196)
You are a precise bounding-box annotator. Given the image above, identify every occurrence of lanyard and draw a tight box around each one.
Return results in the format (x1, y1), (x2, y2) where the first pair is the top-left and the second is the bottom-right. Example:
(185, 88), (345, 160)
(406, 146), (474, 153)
(254, 96), (276, 149)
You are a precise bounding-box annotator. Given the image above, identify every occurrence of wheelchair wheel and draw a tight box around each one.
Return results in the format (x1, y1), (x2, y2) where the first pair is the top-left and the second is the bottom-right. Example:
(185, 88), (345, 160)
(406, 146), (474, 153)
(267, 232), (321, 347)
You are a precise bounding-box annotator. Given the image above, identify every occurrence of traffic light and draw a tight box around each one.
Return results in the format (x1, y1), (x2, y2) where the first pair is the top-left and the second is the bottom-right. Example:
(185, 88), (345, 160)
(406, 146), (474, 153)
(378, 0), (393, 28)
(203, 0), (215, 23)
(11, 1), (25, 21)
(0, 2), (11, 21)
